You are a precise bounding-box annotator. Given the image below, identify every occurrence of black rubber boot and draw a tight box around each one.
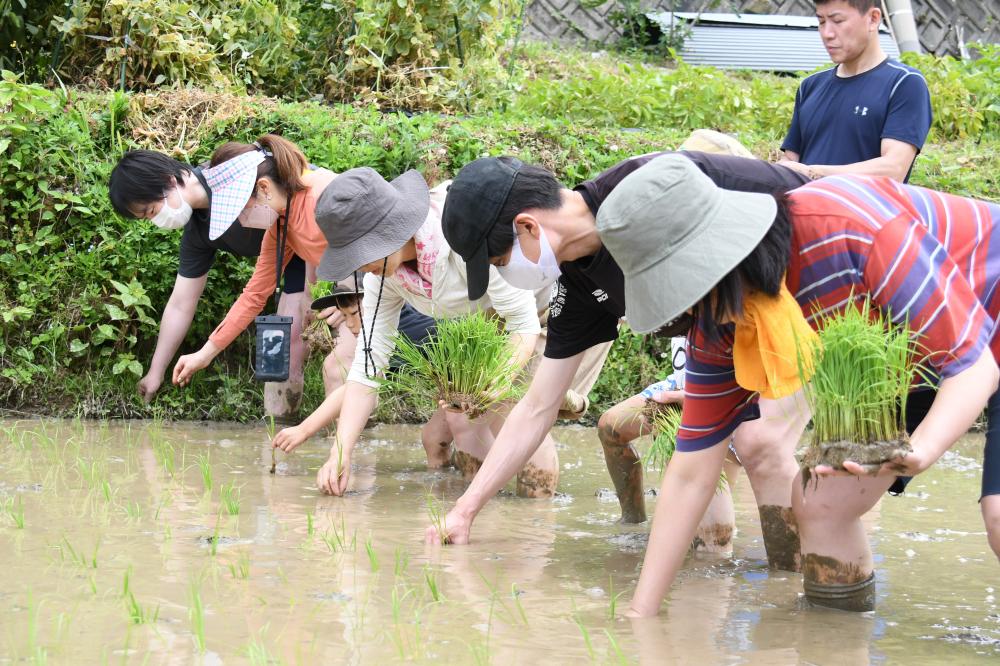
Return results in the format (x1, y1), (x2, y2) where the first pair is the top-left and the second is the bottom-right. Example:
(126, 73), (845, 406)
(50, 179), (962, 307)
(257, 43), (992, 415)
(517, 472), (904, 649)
(803, 572), (876, 612)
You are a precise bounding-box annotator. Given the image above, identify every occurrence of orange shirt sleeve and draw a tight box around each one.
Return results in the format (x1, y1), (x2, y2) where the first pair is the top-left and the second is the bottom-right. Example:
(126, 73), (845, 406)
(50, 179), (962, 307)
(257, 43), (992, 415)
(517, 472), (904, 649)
(208, 226), (294, 350)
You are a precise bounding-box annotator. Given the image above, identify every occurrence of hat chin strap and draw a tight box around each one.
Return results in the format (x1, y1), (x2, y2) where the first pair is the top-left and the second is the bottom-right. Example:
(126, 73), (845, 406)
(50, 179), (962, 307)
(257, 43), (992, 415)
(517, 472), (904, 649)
(357, 260), (388, 379)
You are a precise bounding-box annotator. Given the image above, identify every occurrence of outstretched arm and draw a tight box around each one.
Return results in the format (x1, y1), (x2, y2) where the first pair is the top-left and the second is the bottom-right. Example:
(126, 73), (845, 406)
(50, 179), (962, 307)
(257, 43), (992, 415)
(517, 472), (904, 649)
(139, 274), (207, 402)
(425, 352), (583, 544)
(626, 441), (729, 617)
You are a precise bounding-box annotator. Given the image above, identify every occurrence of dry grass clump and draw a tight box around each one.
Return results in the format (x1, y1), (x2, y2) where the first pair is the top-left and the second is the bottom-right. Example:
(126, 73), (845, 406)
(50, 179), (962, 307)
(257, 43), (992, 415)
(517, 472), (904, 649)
(126, 90), (278, 157)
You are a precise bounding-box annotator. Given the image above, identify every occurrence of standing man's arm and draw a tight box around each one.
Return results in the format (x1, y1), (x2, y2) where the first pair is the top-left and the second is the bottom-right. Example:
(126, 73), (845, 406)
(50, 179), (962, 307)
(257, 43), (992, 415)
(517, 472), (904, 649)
(425, 352), (584, 544)
(780, 138), (917, 182)
(138, 274), (208, 402)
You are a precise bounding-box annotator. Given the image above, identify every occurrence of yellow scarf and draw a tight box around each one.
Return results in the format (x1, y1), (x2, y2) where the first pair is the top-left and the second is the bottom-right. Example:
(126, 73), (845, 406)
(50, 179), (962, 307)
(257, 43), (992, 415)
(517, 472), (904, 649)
(733, 282), (819, 399)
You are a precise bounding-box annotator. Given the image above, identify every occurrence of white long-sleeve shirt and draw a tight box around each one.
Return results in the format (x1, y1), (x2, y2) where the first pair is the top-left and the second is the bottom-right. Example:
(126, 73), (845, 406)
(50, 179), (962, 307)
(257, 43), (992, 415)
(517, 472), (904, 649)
(347, 184), (541, 387)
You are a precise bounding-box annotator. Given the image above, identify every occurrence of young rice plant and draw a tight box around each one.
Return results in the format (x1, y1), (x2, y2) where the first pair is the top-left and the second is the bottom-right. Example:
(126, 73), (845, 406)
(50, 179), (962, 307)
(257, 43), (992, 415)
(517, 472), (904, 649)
(799, 300), (923, 445)
(381, 312), (523, 418)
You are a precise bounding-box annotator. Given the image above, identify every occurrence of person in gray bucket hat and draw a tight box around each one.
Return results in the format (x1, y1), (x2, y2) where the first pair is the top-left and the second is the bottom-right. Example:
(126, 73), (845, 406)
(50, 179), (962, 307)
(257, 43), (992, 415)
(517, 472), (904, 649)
(271, 167), (560, 500)
(595, 153), (1000, 618)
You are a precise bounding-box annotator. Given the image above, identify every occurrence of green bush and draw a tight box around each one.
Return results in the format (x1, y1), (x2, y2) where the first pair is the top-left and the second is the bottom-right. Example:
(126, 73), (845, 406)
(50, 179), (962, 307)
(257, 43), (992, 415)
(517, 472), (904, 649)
(5, 0), (523, 110)
(513, 45), (1000, 142)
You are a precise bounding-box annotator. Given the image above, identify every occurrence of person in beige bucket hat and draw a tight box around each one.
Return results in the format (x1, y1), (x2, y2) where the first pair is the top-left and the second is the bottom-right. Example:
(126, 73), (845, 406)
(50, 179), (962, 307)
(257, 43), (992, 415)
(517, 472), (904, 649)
(595, 153), (1000, 617)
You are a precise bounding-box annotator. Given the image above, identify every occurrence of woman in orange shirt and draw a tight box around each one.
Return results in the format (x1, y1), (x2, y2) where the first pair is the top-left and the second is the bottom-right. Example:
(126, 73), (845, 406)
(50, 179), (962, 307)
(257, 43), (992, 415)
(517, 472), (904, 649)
(171, 134), (337, 386)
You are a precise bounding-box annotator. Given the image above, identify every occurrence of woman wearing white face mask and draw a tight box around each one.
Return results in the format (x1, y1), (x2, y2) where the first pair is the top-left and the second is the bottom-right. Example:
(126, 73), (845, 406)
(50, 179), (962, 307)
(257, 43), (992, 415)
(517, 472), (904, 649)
(170, 135), (342, 387)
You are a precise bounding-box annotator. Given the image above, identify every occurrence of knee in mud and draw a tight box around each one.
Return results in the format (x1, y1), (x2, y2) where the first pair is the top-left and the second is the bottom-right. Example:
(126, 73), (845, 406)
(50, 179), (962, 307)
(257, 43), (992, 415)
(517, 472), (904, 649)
(759, 505), (801, 572)
(597, 416), (625, 447)
(516, 463), (558, 498)
(802, 554), (875, 612)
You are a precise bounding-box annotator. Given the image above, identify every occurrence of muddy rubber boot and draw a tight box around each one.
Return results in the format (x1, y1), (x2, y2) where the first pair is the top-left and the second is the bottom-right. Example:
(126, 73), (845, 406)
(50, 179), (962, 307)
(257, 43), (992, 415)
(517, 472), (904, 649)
(264, 381), (303, 426)
(803, 572), (876, 612)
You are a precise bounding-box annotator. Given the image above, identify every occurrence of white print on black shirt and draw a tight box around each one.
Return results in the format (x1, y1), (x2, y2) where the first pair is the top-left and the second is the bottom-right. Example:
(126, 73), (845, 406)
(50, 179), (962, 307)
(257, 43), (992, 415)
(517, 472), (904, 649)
(549, 281), (567, 318)
(592, 289), (609, 303)
(854, 105), (869, 116)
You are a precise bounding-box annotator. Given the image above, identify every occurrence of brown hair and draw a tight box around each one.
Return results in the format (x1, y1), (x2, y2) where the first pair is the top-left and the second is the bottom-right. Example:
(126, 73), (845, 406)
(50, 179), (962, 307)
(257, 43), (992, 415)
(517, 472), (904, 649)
(815, 0), (879, 12)
(210, 134), (309, 196)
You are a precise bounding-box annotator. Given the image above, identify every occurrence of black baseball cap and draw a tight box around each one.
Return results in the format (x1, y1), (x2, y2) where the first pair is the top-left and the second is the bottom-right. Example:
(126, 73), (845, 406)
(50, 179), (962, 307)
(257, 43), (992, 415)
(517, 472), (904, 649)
(441, 157), (523, 301)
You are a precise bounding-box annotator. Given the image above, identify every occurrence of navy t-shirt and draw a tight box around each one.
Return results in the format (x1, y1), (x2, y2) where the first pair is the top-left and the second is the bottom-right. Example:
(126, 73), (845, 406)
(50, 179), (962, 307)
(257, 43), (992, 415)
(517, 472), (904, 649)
(781, 58), (932, 181)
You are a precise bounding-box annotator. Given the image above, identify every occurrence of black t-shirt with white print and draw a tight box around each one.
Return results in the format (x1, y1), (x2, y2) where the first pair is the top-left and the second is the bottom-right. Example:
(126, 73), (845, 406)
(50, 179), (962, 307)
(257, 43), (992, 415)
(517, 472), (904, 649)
(543, 150), (810, 359)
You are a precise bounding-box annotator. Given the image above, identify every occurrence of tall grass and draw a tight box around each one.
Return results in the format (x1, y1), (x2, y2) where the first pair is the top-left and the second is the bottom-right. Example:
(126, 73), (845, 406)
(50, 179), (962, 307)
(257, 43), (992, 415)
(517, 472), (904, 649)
(800, 300), (924, 444)
(380, 312), (523, 418)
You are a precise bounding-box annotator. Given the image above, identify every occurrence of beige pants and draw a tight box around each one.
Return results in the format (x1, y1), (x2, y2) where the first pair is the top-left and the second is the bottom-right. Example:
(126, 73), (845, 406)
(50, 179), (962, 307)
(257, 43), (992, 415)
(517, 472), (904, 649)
(528, 323), (615, 419)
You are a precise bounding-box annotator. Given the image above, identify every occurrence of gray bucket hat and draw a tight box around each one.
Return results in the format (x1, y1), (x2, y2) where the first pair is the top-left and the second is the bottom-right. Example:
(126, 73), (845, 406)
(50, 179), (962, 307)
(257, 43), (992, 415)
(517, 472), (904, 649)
(596, 154), (777, 334)
(315, 167), (429, 281)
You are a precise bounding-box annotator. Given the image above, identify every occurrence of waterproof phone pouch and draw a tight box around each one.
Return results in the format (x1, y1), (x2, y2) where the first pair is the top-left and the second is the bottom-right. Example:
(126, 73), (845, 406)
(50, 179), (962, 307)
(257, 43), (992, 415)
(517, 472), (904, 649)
(254, 314), (293, 382)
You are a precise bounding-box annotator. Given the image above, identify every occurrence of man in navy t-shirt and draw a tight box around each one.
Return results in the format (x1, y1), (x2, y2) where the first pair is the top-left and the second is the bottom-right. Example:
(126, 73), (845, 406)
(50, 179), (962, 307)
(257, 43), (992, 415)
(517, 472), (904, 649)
(779, 0), (932, 183)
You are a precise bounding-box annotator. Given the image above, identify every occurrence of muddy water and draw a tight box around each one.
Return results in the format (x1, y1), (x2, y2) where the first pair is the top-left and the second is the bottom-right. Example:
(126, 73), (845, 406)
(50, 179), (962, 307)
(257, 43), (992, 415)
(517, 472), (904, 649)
(0, 420), (997, 664)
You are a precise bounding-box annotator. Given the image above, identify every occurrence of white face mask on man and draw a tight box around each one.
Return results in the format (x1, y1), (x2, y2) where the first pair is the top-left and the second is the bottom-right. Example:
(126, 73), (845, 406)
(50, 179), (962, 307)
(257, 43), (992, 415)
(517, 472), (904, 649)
(150, 190), (193, 230)
(497, 222), (562, 291)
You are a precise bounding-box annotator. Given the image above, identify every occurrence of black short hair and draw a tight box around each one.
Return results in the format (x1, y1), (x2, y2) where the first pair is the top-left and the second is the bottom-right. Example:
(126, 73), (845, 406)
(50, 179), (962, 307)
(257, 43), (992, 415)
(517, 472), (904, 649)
(697, 194), (793, 340)
(108, 150), (191, 218)
(484, 157), (563, 258)
(815, 0), (879, 12)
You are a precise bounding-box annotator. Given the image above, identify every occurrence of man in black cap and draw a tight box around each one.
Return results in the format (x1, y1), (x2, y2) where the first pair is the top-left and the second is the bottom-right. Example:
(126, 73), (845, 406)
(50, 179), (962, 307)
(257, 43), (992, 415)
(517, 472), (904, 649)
(433, 149), (811, 563)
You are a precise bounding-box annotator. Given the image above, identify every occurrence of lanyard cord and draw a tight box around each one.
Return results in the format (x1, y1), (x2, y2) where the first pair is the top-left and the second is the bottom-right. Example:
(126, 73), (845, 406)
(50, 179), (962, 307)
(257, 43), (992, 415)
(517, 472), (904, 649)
(356, 259), (387, 379)
(272, 197), (291, 310)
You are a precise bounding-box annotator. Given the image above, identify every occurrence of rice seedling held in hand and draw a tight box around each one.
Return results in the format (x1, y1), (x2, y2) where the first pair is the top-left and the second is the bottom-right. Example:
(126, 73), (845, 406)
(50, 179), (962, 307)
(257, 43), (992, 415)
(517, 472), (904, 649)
(381, 312), (524, 419)
(644, 403), (728, 491)
(795, 299), (925, 487)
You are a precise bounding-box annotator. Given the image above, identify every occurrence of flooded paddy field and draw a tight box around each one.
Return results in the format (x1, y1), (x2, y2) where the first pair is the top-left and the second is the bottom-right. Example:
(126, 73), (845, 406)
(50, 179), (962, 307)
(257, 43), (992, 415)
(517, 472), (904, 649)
(0, 419), (997, 664)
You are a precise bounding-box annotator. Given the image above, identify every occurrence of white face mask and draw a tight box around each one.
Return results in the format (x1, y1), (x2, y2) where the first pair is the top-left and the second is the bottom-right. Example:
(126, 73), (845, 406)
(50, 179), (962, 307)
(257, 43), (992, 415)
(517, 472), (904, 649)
(150, 190), (193, 230)
(497, 222), (562, 291)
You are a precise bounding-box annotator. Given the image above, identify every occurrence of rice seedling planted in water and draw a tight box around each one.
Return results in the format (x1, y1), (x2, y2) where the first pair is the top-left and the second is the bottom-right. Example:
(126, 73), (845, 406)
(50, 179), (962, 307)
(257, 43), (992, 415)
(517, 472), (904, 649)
(2, 495), (25, 528)
(796, 299), (924, 482)
(122, 566), (159, 625)
(195, 453), (212, 492)
(220, 481), (241, 516)
(190, 580), (206, 653)
(381, 312), (523, 418)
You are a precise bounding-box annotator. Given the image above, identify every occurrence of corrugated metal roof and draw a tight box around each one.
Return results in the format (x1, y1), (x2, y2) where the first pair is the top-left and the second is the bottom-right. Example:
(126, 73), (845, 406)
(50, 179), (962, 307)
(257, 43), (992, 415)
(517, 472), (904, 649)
(647, 12), (901, 72)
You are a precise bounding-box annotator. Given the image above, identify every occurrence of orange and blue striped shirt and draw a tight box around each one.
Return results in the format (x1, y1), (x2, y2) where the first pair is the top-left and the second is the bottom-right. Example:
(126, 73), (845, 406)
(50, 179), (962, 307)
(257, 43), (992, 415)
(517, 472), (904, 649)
(677, 174), (1000, 452)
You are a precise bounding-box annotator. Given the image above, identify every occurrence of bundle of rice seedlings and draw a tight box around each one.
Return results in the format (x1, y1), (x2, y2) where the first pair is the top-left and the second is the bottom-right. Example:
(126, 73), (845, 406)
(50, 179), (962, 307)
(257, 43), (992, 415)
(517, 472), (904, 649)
(381, 312), (523, 418)
(643, 402), (728, 491)
(642, 401), (682, 472)
(302, 281), (338, 355)
(796, 299), (925, 485)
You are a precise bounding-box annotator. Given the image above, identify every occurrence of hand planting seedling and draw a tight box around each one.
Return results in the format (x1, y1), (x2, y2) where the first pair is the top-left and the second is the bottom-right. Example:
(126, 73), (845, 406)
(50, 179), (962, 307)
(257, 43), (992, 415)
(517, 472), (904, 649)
(381, 312), (523, 419)
(795, 300), (925, 488)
